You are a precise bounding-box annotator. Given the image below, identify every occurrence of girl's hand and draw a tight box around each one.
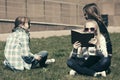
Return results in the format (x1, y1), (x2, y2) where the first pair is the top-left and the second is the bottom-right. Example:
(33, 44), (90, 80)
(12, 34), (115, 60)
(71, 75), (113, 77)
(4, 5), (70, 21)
(89, 36), (97, 45)
(73, 41), (81, 49)
(34, 55), (41, 60)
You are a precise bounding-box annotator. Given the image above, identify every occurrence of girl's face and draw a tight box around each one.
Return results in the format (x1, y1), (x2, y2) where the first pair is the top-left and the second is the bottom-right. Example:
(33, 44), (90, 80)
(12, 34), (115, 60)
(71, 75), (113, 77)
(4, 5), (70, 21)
(84, 12), (94, 20)
(84, 22), (97, 33)
(83, 8), (95, 20)
(21, 22), (31, 31)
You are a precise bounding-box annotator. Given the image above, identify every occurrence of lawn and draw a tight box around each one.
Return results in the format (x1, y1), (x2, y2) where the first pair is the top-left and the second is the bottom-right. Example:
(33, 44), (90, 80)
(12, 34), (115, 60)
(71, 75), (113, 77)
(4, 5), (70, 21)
(0, 33), (120, 80)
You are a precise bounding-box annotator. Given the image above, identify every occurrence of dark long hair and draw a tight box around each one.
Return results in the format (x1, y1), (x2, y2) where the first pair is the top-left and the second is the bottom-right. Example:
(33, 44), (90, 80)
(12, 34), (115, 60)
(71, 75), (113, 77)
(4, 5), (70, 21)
(83, 3), (112, 56)
(83, 3), (109, 34)
(12, 16), (30, 32)
(83, 3), (102, 22)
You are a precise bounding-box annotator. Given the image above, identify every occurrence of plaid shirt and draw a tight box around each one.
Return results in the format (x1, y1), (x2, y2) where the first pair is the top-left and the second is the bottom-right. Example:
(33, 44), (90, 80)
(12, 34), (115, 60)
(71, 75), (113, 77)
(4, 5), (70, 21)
(4, 27), (34, 70)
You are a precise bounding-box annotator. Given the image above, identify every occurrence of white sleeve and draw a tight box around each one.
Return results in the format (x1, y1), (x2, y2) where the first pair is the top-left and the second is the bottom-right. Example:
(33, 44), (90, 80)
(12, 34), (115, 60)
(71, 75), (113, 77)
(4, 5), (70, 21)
(69, 47), (82, 58)
(99, 35), (108, 57)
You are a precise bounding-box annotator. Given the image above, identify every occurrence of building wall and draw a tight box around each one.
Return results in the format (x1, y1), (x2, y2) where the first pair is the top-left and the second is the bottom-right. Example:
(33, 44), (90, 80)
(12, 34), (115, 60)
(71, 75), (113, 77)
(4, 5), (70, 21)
(0, 0), (120, 33)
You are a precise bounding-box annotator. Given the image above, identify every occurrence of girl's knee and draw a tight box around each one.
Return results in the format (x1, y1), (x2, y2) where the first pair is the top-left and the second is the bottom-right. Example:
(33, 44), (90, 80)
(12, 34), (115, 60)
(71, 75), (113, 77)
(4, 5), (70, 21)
(67, 59), (74, 68)
(38, 51), (48, 57)
(102, 57), (110, 64)
(100, 57), (111, 67)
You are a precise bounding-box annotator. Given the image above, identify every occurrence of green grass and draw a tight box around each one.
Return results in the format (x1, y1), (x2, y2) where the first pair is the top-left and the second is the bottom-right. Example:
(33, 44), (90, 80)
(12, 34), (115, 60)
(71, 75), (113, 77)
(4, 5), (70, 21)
(0, 33), (120, 80)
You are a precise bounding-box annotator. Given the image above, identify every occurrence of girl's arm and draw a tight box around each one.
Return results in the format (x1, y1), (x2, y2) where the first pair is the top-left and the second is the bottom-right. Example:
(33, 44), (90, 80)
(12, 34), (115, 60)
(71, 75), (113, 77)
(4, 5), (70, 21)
(99, 35), (108, 57)
(69, 41), (82, 58)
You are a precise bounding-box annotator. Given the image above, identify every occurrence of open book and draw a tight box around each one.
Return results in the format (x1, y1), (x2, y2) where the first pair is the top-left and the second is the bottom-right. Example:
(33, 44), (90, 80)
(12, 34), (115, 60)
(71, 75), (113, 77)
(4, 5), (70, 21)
(71, 30), (95, 47)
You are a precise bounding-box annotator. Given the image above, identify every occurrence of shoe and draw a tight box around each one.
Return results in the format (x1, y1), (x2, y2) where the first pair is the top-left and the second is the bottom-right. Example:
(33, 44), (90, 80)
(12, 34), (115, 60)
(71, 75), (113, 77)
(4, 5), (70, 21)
(99, 71), (106, 77)
(3, 60), (16, 72)
(45, 58), (55, 64)
(69, 70), (76, 76)
(95, 71), (106, 77)
(3, 60), (8, 66)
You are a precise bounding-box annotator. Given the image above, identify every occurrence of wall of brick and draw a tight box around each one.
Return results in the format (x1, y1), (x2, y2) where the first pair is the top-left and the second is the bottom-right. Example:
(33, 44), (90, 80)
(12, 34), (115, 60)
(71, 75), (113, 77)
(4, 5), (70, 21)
(7, 0), (26, 19)
(0, 21), (80, 33)
(0, 22), (14, 33)
(0, 0), (120, 33)
(0, 0), (6, 19)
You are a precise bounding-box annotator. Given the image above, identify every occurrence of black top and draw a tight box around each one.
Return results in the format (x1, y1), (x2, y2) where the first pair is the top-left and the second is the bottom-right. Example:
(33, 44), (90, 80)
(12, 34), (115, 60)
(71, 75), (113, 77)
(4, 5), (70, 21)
(97, 21), (112, 56)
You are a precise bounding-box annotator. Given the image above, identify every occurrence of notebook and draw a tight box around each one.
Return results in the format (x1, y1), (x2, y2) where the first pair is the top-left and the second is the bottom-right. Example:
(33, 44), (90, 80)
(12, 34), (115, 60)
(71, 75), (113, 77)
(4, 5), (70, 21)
(71, 30), (94, 47)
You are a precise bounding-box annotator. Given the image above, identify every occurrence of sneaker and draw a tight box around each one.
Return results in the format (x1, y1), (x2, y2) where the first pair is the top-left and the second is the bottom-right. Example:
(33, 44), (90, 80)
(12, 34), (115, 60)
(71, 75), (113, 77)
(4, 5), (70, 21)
(95, 71), (106, 77)
(69, 70), (76, 76)
(3, 60), (16, 72)
(45, 58), (55, 64)
(3, 60), (8, 66)
(100, 71), (106, 77)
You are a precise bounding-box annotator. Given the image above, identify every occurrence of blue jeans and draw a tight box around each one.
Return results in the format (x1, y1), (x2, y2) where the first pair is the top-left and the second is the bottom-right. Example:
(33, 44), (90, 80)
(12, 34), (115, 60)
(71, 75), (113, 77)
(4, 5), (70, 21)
(67, 56), (111, 76)
(31, 51), (48, 68)
(4, 51), (48, 71)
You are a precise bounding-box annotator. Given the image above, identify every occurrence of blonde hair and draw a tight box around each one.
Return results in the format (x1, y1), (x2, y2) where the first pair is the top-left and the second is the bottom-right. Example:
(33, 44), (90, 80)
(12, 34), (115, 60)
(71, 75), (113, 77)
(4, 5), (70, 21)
(84, 20), (101, 49)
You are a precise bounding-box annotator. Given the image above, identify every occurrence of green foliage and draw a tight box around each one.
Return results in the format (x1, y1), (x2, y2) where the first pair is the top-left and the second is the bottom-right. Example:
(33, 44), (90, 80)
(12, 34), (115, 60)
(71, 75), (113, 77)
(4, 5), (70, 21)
(0, 33), (120, 80)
